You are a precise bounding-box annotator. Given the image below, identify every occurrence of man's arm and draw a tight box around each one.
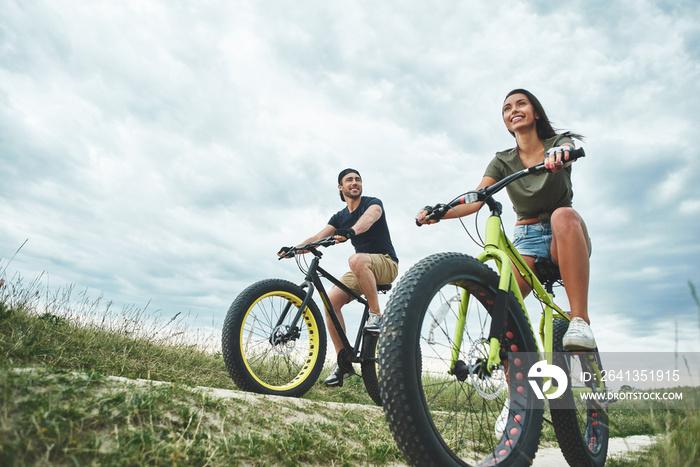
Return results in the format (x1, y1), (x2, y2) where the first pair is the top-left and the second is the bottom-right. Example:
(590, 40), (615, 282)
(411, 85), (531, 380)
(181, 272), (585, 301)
(334, 204), (383, 241)
(278, 224), (336, 258)
(351, 204), (382, 235)
(300, 224), (336, 246)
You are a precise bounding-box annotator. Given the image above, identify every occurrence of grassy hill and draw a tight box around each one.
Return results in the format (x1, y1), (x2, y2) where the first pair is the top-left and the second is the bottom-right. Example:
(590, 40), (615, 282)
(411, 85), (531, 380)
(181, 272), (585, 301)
(0, 277), (400, 466)
(0, 276), (697, 465)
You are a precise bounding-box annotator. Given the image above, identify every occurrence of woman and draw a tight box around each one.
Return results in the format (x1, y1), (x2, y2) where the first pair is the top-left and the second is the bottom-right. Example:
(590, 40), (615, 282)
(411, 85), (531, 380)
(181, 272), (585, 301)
(417, 89), (595, 351)
(419, 89), (594, 437)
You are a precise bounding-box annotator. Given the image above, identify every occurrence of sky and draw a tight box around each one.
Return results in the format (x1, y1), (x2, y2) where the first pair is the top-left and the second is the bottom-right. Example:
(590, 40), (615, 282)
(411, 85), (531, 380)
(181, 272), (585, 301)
(1, 0), (699, 355)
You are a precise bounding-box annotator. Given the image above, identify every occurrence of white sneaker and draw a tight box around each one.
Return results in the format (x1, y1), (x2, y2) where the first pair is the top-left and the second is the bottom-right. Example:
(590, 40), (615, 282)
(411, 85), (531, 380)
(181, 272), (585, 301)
(494, 398), (510, 438)
(563, 317), (596, 350)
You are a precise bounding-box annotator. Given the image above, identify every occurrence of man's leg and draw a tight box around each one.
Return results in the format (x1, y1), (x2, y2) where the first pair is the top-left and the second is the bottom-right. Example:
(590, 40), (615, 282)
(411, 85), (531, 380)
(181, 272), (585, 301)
(326, 286), (352, 356)
(348, 253), (380, 315)
(324, 284), (355, 387)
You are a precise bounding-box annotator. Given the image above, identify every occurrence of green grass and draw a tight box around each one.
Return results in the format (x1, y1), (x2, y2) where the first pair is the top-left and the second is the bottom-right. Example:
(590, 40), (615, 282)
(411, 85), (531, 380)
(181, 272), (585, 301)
(0, 274), (399, 465)
(1, 272), (699, 465)
(0, 367), (398, 466)
(606, 408), (700, 467)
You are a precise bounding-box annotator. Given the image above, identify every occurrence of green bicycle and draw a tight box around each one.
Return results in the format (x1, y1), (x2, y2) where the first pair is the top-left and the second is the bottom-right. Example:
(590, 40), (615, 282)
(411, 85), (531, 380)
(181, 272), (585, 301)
(378, 148), (610, 466)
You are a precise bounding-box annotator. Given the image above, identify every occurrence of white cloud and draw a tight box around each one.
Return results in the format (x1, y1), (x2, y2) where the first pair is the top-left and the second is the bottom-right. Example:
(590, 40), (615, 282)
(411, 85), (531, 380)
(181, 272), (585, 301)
(1, 0), (699, 354)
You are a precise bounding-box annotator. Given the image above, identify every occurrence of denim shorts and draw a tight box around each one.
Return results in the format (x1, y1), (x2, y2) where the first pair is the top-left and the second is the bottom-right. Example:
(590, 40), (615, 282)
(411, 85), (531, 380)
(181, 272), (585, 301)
(512, 222), (553, 262)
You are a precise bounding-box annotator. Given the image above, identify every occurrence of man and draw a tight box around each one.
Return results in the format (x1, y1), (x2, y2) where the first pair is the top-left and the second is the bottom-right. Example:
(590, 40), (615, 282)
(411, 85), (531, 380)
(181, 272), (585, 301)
(280, 168), (399, 387)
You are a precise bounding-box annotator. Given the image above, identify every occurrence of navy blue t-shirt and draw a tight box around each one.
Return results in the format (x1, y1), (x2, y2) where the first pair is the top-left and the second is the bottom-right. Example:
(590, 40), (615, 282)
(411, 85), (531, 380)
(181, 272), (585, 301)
(328, 196), (398, 264)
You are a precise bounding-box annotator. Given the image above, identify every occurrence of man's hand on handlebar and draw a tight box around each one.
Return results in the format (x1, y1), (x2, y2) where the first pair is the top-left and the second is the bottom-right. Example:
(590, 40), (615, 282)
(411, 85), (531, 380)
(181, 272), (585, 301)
(278, 237), (337, 258)
(333, 228), (355, 243)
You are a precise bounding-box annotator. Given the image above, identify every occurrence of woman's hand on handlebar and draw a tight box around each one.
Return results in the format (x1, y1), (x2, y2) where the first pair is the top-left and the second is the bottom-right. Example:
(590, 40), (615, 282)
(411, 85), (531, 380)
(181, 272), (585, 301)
(416, 208), (436, 226)
(277, 246), (295, 259)
(416, 204), (447, 226)
(544, 144), (575, 172)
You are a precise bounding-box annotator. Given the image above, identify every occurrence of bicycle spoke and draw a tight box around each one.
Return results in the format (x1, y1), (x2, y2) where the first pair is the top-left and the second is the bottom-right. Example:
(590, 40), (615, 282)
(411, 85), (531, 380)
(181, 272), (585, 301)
(222, 280), (327, 397)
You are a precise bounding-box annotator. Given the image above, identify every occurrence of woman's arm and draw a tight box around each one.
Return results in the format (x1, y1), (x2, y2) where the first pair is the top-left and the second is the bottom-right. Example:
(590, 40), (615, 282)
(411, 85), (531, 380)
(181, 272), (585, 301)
(417, 176), (497, 224)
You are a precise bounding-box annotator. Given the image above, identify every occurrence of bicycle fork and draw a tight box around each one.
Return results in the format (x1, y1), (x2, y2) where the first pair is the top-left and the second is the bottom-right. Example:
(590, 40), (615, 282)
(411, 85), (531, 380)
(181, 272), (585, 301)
(447, 248), (522, 378)
(448, 214), (537, 379)
(269, 257), (322, 346)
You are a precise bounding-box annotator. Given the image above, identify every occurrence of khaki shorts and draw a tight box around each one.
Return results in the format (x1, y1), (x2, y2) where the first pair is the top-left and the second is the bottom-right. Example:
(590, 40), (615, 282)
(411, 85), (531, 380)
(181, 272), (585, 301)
(339, 254), (398, 298)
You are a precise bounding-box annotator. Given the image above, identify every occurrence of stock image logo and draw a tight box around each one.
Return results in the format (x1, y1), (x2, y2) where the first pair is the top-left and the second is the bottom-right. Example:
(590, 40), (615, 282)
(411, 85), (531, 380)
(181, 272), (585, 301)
(528, 360), (568, 400)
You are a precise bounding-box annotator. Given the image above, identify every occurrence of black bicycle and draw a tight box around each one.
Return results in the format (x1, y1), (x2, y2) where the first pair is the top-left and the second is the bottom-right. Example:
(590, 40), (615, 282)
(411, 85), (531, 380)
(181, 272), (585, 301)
(221, 237), (388, 405)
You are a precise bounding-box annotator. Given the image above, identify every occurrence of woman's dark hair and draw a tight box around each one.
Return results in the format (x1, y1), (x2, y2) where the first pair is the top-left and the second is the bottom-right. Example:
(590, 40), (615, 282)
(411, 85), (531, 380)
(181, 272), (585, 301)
(504, 89), (584, 142)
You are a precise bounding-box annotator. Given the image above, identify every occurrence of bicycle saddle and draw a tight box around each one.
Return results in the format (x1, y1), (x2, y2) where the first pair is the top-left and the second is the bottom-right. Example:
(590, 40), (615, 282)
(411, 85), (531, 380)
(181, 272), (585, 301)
(534, 257), (561, 292)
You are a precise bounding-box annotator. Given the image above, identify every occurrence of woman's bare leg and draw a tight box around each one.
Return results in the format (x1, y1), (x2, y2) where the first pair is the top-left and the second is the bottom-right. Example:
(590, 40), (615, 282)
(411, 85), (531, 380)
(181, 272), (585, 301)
(550, 208), (592, 323)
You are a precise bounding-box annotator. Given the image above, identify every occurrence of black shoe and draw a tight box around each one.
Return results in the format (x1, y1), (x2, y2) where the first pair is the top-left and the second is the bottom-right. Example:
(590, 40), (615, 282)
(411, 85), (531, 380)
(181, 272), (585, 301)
(323, 364), (354, 387)
(364, 313), (382, 334)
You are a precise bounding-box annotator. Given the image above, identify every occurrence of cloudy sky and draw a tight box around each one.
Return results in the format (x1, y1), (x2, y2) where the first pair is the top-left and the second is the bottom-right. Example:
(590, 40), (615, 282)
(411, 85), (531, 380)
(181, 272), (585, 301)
(1, 0), (699, 355)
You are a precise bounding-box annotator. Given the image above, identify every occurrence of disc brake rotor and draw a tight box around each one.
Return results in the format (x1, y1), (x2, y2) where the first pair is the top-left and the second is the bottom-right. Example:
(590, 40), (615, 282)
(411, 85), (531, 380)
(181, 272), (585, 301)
(270, 324), (297, 356)
(467, 339), (507, 400)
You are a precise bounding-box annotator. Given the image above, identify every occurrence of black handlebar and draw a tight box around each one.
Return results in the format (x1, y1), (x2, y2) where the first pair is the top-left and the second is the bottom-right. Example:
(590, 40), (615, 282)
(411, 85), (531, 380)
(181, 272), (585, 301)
(417, 147), (585, 226)
(278, 236), (336, 259)
(548, 147), (585, 164)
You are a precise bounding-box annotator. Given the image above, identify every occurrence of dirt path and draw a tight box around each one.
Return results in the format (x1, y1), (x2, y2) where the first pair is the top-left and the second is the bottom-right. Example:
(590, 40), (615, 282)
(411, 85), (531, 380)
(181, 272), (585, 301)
(200, 383), (658, 465)
(110, 375), (658, 465)
(533, 435), (657, 466)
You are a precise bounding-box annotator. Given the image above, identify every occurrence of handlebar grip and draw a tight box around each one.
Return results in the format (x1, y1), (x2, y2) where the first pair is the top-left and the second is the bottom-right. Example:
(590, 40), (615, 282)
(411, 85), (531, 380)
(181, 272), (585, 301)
(541, 147), (586, 172)
(568, 147), (585, 161)
(416, 204), (448, 227)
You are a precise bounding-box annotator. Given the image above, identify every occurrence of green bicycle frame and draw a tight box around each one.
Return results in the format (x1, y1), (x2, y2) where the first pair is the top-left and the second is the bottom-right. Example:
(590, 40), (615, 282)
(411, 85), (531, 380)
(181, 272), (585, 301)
(449, 213), (602, 397)
(440, 148), (605, 399)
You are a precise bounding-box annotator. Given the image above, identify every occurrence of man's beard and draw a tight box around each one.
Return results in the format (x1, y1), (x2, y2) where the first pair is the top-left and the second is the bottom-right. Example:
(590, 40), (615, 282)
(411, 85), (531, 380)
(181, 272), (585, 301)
(343, 188), (362, 200)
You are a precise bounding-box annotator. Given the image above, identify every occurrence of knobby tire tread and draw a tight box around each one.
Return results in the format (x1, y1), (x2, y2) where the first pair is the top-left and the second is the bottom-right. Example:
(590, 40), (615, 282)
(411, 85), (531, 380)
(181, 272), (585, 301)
(379, 252), (543, 466)
(550, 318), (609, 467)
(361, 333), (383, 406)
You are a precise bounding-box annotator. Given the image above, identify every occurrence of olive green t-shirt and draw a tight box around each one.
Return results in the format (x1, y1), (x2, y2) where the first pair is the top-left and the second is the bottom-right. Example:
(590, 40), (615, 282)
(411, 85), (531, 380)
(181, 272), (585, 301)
(484, 134), (574, 222)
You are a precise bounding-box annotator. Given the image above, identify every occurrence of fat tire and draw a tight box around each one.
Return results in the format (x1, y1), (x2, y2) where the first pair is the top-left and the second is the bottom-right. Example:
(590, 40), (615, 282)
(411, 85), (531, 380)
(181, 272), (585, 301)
(550, 318), (609, 466)
(360, 333), (382, 406)
(221, 279), (327, 398)
(379, 252), (543, 466)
